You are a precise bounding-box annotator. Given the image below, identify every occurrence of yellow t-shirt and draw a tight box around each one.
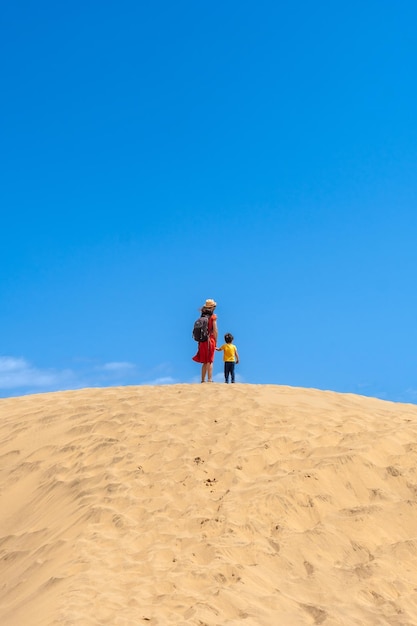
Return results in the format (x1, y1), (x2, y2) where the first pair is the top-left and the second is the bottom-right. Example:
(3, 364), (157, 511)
(218, 343), (237, 362)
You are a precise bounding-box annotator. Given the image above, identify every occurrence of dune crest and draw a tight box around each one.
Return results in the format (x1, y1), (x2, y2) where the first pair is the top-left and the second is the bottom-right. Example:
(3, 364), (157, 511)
(1, 384), (417, 625)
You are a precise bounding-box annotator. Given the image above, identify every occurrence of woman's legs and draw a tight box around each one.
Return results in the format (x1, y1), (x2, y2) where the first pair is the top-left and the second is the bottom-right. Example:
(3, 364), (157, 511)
(207, 362), (213, 382)
(201, 362), (213, 382)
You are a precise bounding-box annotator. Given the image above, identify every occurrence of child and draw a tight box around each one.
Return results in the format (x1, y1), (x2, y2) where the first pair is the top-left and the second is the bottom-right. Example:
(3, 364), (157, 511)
(216, 333), (239, 383)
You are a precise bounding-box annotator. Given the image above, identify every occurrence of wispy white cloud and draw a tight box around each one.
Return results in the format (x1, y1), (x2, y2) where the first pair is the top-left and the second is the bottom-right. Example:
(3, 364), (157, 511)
(142, 376), (177, 386)
(98, 362), (136, 372)
(0, 355), (179, 397)
(352, 382), (417, 405)
(0, 357), (75, 391)
(0, 357), (26, 373)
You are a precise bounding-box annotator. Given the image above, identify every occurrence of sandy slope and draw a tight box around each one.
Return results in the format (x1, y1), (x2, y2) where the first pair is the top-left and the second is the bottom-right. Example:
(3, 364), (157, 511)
(1, 384), (417, 625)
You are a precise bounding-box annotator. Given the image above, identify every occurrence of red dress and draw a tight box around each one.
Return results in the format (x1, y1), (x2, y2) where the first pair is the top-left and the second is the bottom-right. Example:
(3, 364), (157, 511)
(192, 314), (217, 363)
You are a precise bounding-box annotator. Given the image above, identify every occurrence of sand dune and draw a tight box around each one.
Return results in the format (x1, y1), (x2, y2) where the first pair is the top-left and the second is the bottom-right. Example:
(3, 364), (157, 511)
(1, 384), (417, 625)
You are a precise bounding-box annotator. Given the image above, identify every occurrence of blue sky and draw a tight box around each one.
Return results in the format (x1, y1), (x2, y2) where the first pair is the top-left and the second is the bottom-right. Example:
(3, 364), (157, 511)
(1, 1), (417, 401)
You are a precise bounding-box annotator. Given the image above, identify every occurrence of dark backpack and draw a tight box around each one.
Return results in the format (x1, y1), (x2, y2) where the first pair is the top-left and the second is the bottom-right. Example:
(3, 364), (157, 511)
(192, 315), (210, 342)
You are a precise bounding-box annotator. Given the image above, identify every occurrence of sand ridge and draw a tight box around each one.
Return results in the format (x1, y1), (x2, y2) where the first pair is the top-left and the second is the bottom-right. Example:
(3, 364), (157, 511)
(1, 384), (417, 625)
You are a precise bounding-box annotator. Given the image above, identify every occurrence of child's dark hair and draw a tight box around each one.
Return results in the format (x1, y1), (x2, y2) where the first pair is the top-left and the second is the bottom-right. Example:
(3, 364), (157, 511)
(224, 333), (234, 343)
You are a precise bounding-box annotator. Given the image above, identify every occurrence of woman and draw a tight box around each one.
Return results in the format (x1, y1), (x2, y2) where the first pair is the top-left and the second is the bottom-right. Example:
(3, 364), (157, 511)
(192, 298), (218, 382)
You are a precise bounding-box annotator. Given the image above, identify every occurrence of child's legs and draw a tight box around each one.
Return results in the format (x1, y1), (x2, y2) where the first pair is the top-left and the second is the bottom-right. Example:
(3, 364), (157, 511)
(225, 362), (233, 383)
(230, 362), (236, 383)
